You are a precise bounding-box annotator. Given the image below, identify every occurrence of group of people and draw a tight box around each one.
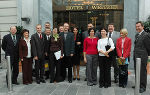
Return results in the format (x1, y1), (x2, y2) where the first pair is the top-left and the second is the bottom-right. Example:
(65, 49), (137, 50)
(2, 21), (150, 93)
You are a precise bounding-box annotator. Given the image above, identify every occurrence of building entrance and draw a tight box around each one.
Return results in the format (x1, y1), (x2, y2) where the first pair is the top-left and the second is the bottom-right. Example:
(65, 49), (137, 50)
(53, 0), (124, 31)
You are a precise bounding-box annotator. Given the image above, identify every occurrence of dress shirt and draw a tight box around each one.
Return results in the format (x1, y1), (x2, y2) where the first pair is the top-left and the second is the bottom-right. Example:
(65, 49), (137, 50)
(24, 38), (31, 58)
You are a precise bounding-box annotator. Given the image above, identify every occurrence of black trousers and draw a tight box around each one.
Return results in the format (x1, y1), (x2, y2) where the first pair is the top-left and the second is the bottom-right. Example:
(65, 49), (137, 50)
(110, 55), (119, 79)
(35, 57), (45, 80)
(99, 56), (111, 86)
(61, 56), (72, 81)
(50, 52), (63, 82)
(119, 65), (128, 86)
(134, 56), (148, 89)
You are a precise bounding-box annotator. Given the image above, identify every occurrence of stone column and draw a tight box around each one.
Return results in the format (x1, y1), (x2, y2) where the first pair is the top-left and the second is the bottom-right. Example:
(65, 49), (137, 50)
(124, 0), (139, 69)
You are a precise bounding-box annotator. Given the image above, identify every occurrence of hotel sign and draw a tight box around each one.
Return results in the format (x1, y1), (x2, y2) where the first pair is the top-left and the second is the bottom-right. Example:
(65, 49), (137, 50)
(65, 5), (123, 11)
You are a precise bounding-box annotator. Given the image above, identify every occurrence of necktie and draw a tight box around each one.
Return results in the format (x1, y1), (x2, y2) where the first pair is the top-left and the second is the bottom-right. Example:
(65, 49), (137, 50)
(109, 32), (112, 38)
(48, 36), (50, 40)
(13, 35), (16, 45)
(40, 34), (42, 39)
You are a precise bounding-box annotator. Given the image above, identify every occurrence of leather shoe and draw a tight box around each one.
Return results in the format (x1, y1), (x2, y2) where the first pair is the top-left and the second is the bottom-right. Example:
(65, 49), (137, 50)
(12, 82), (19, 85)
(73, 78), (76, 80)
(77, 78), (80, 81)
(99, 85), (104, 88)
(132, 86), (135, 88)
(40, 79), (46, 83)
(119, 84), (123, 87)
(84, 78), (87, 81)
(36, 80), (40, 84)
(122, 85), (126, 88)
(50, 80), (54, 83)
(139, 88), (146, 93)
(68, 80), (72, 83)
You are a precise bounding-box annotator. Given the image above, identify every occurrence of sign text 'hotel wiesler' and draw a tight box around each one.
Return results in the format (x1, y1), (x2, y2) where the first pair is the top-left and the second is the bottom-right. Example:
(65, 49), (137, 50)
(66, 5), (121, 10)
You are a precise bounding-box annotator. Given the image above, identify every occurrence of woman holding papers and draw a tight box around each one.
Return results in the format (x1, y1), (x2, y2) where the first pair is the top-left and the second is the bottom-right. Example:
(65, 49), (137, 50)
(116, 29), (131, 88)
(49, 28), (63, 83)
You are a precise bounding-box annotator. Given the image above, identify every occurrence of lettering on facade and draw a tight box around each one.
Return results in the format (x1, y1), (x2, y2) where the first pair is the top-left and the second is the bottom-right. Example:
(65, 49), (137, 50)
(66, 6), (84, 10)
(91, 5), (119, 9)
(66, 5), (120, 10)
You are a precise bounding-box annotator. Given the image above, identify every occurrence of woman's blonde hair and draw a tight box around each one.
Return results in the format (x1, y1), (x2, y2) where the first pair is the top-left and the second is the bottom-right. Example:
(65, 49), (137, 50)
(120, 28), (128, 36)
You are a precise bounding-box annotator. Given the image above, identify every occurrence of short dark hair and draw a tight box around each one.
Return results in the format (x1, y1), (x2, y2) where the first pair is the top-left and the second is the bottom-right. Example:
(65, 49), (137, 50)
(22, 29), (29, 34)
(100, 28), (108, 33)
(88, 28), (96, 36)
(45, 22), (50, 25)
(136, 21), (144, 27)
(108, 23), (115, 27)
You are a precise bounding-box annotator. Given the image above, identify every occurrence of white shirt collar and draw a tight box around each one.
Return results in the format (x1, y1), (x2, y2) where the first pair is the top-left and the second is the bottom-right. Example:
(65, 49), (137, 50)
(139, 30), (144, 35)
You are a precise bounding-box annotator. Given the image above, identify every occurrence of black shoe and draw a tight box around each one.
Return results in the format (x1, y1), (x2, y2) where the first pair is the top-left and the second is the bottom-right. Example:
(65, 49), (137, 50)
(119, 84), (123, 87)
(36, 80), (40, 84)
(122, 85), (126, 88)
(40, 79), (46, 83)
(87, 84), (93, 86)
(139, 88), (146, 93)
(12, 82), (19, 85)
(73, 78), (76, 80)
(114, 79), (118, 83)
(77, 78), (80, 81)
(50, 80), (54, 83)
(68, 80), (72, 83)
(84, 78), (87, 81)
(132, 86), (135, 88)
(104, 85), (108, 88)
(99, 85), (104, 88)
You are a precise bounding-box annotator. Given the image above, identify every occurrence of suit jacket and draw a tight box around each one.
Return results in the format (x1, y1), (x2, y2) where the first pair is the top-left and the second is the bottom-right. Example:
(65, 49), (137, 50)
(19, 39), (32, 59)
(109, 31), (120, 46)
(59, 32), (75, 56)
(134, 31), (150, 59)
(2, 34), (20, 58)
(116, 37), (132, 58)
(31, 33), (45, 59)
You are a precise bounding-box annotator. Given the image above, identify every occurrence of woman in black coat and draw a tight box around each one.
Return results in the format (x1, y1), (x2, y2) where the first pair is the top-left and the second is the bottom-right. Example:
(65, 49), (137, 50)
(72, 27), (82, 80)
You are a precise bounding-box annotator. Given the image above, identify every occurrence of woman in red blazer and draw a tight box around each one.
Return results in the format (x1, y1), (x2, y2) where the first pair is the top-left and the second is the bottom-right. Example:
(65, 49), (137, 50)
(19, 29), (32, 85)
(116, 28), (131, 88)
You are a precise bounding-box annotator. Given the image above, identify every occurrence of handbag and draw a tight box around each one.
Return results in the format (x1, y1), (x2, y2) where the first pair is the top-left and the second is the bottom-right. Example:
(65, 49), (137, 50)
(117, 58), (129, 65)
(105, 37), (113, 56)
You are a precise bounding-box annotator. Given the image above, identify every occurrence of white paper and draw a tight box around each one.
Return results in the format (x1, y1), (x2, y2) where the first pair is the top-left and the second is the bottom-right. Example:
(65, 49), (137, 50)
(54, 50), (63, 60)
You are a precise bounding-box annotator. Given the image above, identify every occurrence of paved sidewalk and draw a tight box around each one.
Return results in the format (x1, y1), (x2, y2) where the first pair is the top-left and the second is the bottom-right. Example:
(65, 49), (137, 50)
(0, 67), (150, 95)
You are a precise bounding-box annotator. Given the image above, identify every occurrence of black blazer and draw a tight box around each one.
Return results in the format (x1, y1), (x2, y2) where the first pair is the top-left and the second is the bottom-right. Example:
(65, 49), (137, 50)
(2, 34), (20, 58)
(134, 31), (150, 59)
(59, 32), (75, 56)
(31, 33), (46, 59)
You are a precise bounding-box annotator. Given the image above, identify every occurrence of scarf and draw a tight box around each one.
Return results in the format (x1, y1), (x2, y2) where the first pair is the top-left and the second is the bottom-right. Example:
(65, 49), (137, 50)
(53, 34), (59, 41)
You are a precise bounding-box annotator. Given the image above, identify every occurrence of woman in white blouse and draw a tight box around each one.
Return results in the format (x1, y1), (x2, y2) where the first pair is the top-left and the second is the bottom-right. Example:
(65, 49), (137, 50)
(97, 28), (115, 88)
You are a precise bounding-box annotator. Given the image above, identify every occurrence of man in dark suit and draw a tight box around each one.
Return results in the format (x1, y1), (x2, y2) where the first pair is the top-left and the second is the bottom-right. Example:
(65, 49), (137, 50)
(133, 21), (150, 93)
(59, 23), (75, 83)
(31, 24), (46, 84)
(107, 23), (120, 83)
(2, 26), (20, 85)
(44, 28), (51, 80)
